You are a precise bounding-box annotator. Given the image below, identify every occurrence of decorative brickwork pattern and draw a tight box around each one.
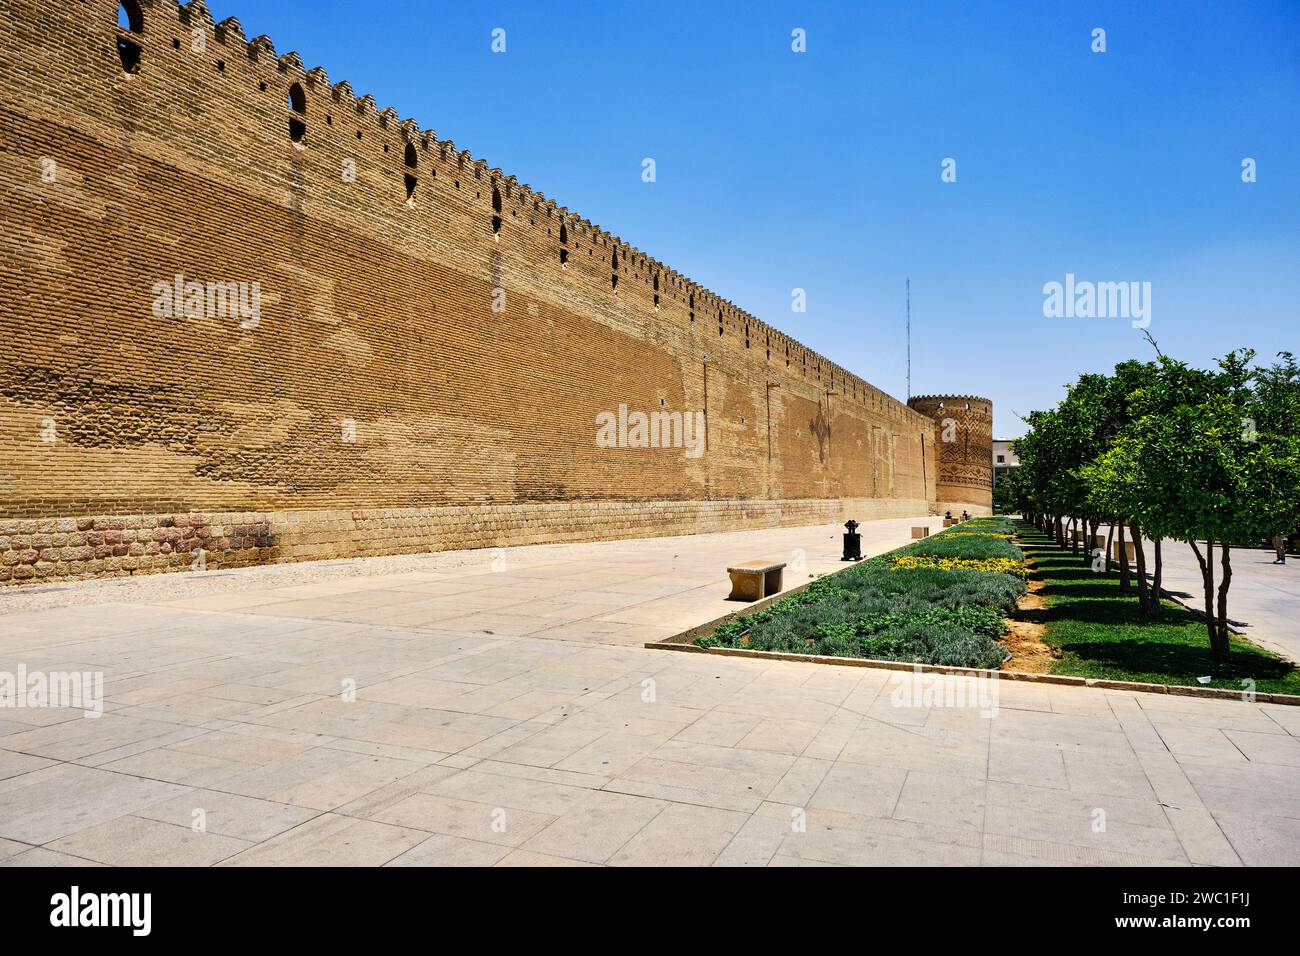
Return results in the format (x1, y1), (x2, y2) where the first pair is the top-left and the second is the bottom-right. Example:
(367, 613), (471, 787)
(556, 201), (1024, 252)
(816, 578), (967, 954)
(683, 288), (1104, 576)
(0, 0), (948, 583)
(906, 395), (994, 514)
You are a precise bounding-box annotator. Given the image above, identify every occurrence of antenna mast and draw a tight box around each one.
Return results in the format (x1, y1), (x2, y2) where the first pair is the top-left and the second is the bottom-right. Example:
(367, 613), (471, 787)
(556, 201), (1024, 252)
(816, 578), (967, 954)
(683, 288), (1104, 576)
(906, 278), (911, 401)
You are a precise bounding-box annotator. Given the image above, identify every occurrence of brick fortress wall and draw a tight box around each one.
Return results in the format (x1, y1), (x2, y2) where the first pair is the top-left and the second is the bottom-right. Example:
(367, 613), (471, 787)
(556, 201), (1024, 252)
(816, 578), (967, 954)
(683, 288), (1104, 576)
(0, 0), (949, 584)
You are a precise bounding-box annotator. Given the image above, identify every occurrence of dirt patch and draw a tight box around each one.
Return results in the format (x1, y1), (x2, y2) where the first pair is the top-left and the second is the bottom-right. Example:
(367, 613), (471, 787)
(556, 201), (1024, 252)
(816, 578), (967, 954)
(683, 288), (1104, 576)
(1001, 547), (1056, 673)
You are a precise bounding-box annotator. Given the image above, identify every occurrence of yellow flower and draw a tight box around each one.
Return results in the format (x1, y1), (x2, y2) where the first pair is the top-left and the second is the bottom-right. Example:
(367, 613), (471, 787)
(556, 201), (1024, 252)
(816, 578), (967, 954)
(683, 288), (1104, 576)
(889, 555), (1026, 579)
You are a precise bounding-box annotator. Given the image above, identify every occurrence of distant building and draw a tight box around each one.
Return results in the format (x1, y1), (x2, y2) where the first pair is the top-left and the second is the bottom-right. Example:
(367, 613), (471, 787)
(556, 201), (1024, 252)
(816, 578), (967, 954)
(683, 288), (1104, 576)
(992, 439), (1020, 487)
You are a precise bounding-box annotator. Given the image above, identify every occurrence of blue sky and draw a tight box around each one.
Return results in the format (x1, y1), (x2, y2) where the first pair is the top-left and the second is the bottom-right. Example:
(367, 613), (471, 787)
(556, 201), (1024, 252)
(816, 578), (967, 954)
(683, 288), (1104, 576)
(208, 0), (1299, 437)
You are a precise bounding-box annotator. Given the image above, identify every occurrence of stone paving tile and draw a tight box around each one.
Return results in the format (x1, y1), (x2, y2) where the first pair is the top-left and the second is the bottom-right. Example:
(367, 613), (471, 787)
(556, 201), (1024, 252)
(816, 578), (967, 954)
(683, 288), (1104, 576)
(0, 748), (56, 782)
(1223, 729), (1300, 766)
(1149, 722), (1250, 762)
(671, 710), (764, 747)
(616, 753), (785, 804)
(988, 739), (1068, 789)
(839, 722), (988, 780)
(370, 792), (555, 847)
(331, 765), (466, 820)
(46, 815), (251, 867)
(807, 762), (908, 819)
(219, 813), (428, 866)
(0, 713), (192, 763)
(0, 765), (190, 845)
(803, 711), (865, 761)
(134, 789), (320, 843)
(767, 756), (834, 807)
(553, 732), (669, 776)
(421, 768), (596, 817)
(1062, 748), (1156, 800)
(420, 613), (557, 637)
(1211, 810), (1300, 866)
(984, 780), (1187, 862)
(520, 790), (667, 864)
(386, 833), (512, 866)
(1182, 776), (1300, 822)
(0, 837), (32, 861)
(1142, 698), (1292, 734)
(609, 803), (748, 866)
(988, 708), (1131, 755)
(215, 749), (429, 811)
(768, 853), (844, 866)
(780, 820), (982, 866)
(99, 746), (263, 789)
(980, 833), (1190, 867)
(713, 805), (792, 866)
(556, 704), (694, 740)
(602, 774), (763, 814)
(163, 729), (318, 766)
(494, 849), (600, 866)
(1177, 752), (1300, 796)
(0, 847), (108, 867)
(735, 717), (828, 755)
(1263, 705), (1300, 736)
(488, 722), (608, 768)
(1162, 804), (1243, 866)
(893, 770), (987, 832)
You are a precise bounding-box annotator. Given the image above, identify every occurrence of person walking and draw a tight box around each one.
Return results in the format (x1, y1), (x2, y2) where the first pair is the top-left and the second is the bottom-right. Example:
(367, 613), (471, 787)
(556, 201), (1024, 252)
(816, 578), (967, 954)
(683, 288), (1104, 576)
(1274, 533), (1288, 565)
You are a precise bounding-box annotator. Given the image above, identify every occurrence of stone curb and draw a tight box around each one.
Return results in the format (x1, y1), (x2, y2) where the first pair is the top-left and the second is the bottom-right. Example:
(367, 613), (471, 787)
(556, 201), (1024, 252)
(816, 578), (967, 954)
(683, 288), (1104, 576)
(643, 639), (1300, 705)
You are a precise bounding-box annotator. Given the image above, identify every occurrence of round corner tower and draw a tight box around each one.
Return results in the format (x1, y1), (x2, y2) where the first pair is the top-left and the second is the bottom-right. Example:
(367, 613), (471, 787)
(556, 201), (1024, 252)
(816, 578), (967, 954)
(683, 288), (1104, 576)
(906, 395), (994, 515)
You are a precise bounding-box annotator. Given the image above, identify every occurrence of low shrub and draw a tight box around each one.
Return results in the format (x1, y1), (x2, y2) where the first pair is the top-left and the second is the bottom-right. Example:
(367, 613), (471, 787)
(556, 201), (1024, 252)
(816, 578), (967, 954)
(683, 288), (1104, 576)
(901, 533), (1023, 562)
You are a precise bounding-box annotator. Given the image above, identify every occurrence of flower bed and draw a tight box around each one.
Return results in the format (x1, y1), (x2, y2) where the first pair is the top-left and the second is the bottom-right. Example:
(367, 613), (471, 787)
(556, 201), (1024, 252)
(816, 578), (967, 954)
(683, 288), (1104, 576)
(696, 517), (1027, 668)
(890, 555), (1028, 578)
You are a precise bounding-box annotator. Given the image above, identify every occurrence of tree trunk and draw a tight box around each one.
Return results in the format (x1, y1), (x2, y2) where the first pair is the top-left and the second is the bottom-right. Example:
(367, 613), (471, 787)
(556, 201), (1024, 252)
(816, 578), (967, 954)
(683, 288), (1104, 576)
(1118, 521), (1130, 590)
(1130, 522), (1149, 614)
(1103, 523), (1115, 574)
(1150, 538), (1163, 619)
(1190, 539), (1227, 661)
(1216, 543), (1233, 660)
(1071, 517), (1080, 556)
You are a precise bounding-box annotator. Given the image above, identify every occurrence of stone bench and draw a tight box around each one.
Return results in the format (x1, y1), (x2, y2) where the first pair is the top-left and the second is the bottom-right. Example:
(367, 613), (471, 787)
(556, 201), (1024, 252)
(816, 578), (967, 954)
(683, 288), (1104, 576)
(912, 526), (930, 539)
(726, 561), (786, 602)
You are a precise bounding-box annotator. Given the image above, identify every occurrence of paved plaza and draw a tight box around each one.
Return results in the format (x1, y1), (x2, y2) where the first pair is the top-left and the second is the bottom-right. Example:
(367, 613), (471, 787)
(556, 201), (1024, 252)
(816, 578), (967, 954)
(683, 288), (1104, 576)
(0, 517), (1297, 866)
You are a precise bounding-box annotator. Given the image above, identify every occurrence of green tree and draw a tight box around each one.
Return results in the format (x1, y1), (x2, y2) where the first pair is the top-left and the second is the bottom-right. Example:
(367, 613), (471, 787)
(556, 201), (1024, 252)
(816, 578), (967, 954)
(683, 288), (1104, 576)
(1122, 350), (1300, 660)
(1077, 360), (1164, 613)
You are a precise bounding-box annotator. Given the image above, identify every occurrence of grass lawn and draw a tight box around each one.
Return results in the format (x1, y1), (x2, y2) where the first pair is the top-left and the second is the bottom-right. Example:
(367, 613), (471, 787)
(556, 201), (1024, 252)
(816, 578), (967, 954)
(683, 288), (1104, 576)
(1017, 520), (1300, 695)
